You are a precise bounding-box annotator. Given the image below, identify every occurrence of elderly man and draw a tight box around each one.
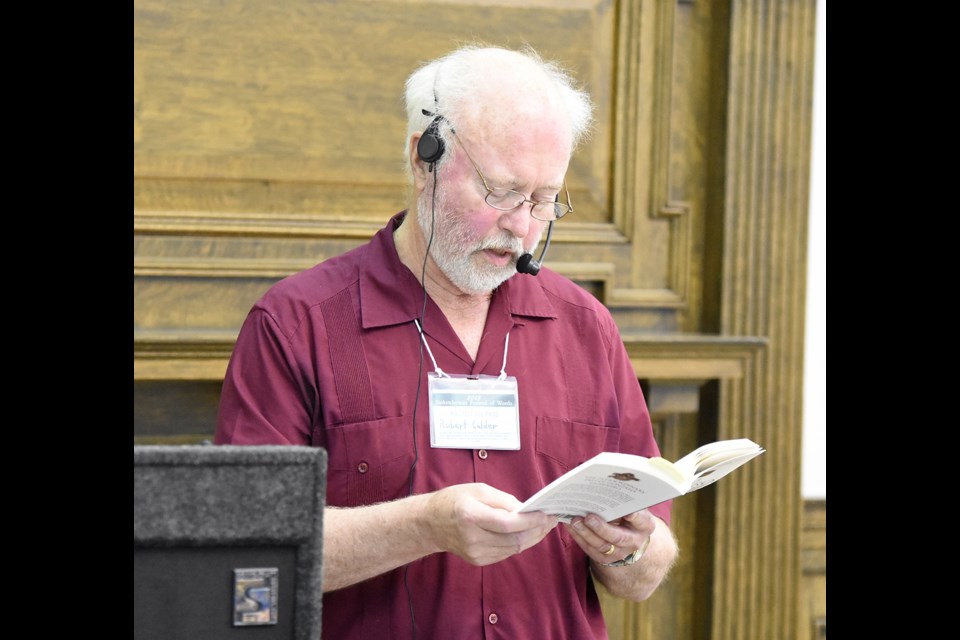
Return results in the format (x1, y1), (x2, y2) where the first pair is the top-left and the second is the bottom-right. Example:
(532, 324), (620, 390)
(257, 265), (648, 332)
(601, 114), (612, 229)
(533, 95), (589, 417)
(216, 44), (678, 639)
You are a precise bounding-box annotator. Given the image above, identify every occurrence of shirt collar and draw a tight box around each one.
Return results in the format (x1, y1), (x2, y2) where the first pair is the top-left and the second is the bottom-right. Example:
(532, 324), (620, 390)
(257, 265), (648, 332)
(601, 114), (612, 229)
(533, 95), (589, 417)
(359, 211), (558, 329)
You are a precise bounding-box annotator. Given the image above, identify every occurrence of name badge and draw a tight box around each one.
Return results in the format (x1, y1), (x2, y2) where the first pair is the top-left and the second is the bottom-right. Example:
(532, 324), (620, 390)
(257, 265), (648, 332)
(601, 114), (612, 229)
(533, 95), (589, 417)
(428, 373), (521, 450)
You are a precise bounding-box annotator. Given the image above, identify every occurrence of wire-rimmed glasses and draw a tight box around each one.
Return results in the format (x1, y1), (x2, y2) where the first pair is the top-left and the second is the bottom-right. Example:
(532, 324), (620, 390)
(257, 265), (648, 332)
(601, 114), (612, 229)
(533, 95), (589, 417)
(449, 129), (573, 222)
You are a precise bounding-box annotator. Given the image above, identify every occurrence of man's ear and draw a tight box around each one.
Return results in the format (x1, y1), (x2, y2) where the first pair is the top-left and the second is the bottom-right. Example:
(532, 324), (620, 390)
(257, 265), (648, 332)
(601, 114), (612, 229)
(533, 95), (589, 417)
(409, 133), (430, 190)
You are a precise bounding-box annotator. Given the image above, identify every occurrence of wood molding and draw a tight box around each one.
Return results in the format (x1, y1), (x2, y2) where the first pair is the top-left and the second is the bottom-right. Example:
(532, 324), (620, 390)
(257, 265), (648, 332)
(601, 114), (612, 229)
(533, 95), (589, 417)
(801, 499), (825, 575)
(134, 330), (764, 385)
(133, 208), (629, 244)
(612, 0), (694, 309)
(134, 256), (320, 279)
(623, 333), (765, 381)
(712, 2), (818, 638)
(800, 499), (826, 640)
(135, 330), (236, 381)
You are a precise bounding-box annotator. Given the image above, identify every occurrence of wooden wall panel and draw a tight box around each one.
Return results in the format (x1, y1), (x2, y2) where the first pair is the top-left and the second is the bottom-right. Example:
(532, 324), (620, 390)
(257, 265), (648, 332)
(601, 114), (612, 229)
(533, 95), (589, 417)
(134, 0), (617, 224)
(134, 0), (719, 341)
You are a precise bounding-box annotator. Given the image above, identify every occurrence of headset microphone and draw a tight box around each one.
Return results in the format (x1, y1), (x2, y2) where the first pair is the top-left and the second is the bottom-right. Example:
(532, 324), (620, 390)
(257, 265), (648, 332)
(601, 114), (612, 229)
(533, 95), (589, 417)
(516, 220), (554, 276)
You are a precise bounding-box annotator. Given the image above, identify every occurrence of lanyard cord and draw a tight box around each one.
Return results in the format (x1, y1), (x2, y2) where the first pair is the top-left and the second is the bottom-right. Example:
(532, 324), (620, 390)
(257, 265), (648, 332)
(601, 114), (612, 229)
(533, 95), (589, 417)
(414, 319), (510, 379)
(499, 333), (510, 380)
(413, 318), (446, 377)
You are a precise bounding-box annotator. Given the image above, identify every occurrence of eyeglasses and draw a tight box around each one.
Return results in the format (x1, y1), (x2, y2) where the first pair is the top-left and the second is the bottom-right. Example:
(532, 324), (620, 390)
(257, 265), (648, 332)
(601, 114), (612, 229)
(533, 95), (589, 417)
(449, 129), (573, 222)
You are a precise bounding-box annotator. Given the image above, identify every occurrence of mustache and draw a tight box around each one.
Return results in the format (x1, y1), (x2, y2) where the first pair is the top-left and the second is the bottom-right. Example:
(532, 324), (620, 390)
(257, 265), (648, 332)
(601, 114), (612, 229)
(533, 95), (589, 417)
(477, 235), (526, 257)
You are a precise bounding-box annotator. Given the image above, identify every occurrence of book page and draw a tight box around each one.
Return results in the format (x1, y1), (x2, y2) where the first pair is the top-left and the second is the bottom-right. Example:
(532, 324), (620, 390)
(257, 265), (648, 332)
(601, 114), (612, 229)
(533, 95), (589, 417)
(517, 441), (764, 523)
(673, 439), (764, 477)
(688, 450), (764, 491)
(516, 453), (683, 523)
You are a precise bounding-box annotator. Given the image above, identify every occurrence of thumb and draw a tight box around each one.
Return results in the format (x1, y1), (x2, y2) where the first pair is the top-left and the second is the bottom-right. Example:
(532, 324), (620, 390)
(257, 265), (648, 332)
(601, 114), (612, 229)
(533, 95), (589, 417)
(621, 509), (655, 532)
(622, 510), (643, 522)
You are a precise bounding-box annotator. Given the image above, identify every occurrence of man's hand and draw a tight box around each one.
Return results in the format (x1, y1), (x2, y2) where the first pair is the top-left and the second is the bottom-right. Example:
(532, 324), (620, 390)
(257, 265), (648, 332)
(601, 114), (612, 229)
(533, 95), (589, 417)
(425, 483), (558, 566)
(564, 509), (677, 601)
(323, 483), (558, 592)
(565, 509), (656, 565)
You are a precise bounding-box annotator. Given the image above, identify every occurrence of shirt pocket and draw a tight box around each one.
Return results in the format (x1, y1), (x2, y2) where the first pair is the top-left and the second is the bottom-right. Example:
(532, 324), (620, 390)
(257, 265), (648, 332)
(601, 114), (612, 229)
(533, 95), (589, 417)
(535, 416), (620, 548)
(324, 416), (416, 508)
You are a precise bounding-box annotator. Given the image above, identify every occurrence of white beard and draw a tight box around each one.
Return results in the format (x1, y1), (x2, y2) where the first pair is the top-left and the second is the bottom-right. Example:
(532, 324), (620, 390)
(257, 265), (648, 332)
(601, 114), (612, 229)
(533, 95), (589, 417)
(416, 180), (542, 295)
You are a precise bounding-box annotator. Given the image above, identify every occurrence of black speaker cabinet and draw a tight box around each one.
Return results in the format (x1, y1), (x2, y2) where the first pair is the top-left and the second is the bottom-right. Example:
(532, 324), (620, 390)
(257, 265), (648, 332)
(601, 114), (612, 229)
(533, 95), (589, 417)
(134, 445), (327, 640)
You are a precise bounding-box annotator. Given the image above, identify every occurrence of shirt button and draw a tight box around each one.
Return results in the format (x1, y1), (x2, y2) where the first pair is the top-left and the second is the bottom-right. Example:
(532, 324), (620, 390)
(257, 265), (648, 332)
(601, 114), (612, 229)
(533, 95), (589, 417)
(357, 461), (369, 473)
(488, 613), (498, 624)
(478, 450), (488, 460)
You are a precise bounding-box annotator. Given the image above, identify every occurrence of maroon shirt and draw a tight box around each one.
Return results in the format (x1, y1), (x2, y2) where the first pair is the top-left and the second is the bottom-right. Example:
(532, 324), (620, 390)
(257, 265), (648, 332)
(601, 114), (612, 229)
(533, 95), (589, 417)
(216, 212), (670, 639)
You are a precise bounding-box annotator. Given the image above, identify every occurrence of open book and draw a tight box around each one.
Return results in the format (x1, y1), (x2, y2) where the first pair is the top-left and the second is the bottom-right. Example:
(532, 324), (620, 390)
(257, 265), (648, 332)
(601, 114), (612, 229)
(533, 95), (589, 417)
(516, 438), (764, 523)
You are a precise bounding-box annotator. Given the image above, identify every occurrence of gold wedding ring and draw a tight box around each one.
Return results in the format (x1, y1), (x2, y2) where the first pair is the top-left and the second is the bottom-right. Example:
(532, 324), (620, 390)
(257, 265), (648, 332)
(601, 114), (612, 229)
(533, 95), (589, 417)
(602, 543), (617, 556)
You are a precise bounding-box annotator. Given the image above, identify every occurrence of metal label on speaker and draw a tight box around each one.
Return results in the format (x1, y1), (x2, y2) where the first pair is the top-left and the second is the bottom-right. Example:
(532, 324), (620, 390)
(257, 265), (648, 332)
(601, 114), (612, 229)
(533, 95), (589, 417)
(233, 568), (279, 626)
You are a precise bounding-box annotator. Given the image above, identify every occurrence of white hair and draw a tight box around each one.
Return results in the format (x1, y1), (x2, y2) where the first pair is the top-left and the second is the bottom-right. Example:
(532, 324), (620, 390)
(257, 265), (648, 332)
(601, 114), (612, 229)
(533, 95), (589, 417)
(402, 44), (594, 179)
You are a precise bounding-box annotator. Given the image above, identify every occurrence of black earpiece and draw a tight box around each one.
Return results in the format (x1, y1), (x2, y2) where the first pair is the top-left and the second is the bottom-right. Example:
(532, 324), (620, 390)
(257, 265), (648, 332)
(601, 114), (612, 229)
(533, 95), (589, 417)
(417, 111), (446, 166)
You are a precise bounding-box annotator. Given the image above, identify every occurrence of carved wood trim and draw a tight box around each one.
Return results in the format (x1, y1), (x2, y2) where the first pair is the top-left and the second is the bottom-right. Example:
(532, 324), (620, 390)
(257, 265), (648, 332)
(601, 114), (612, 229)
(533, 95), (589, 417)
(134, 330), (765, 384)
(612, 0), (694, 308)
(135, 256), (319, 278)
(133, 209), (630, 244)
(800, 499), (826, 640)
(623, 333), (765, 380)
(801, 499), (825, 575)
(648, 1), (692, 306)
(133, 255), (618, 284)
(135, 330), (236, 381)
(712, 2), (818, 638)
